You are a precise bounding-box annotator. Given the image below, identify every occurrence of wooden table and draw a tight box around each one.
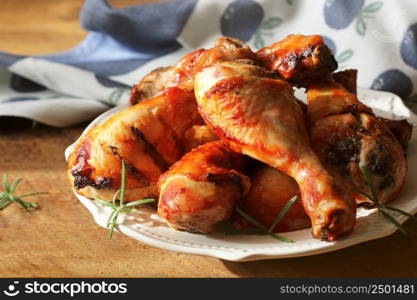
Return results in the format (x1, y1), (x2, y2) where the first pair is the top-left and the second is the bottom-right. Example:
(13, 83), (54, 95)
(1, 0), (416, 278)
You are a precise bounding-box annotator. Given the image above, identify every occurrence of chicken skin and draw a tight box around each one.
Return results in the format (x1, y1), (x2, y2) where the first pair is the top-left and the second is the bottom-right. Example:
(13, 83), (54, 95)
(194, 58), (356, 241)
(307, 80), (408, 206)
(256, 34), (337, 87)
(379, 118), (413, 151)
(130, 36), (255, 105)
(234, 164), (310, 233)
(183, 125), (219, 152)
(68, 87), (205, 202)
(332, 69), (358, 94)
(130, 49), (206, 104)
(194, 36), (255, 72)
(327, 68), (412, 151)
(158, 141), (250, 233)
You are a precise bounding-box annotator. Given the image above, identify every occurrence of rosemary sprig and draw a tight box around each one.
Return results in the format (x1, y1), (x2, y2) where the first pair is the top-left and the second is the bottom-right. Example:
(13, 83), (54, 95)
(94, 160), (154, 239)
(269, 195), (299, 232)
(0, 174), (47, 212)
(233, 195), (299, 243)
(358, 165), (417, 235)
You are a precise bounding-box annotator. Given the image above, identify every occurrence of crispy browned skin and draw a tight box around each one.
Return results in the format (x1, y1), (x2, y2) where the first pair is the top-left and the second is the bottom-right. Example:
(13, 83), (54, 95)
(380, 118), (413, 151)
(325, 68), (412, 151)
(195, 54), (356, 241)
(158, 141), (250, 233)
(194, 36), (255, 72)
(183, 125), (219, 152)
(67, 87), (205, 202)
(333, 69), (357, 94)
(256, 34), (337, 87)
(130, 49), (206, 104)
(234, 164), (310, 233)
(306, 80), (373, 125)
(307, 80), (408, 206)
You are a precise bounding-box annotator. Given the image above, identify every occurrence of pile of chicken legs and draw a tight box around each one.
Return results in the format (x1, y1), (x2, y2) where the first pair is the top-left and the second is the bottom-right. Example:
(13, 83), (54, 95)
(67, 34), (412, 241)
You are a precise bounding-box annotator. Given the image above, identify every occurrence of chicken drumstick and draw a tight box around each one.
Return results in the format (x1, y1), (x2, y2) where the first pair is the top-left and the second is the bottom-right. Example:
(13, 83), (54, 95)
(158, 141), (250, 233)
(307, 80), (408, 206)
(194, 59), (356, 241)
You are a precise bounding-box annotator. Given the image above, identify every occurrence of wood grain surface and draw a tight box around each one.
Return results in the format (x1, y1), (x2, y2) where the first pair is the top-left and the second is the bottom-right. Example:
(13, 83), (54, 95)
(1, 0), (417, 278)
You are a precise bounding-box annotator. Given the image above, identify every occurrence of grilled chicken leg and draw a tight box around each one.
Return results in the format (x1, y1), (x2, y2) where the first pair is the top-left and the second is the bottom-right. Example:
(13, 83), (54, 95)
(68, 87), (205, 202)
(194, 59), (356, 240)
(158, 141), (250, 233)
(307, 80), (408, 206)
(256, 34), (337, 87)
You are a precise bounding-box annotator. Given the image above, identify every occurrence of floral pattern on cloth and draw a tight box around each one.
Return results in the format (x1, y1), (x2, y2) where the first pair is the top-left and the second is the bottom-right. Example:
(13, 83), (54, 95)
(0, 0), (416, 126)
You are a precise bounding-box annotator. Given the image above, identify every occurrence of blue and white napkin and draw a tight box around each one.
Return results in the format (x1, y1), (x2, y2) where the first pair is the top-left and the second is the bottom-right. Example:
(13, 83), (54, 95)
(0, 0), (416, 127)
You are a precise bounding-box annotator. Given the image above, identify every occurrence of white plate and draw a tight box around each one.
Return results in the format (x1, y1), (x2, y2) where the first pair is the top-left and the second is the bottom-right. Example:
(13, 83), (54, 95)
(65, 88), (417, 261)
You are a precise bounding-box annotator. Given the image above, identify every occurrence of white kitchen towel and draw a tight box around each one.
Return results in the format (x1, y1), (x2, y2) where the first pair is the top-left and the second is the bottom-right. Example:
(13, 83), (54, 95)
(0, 0), (416, 127)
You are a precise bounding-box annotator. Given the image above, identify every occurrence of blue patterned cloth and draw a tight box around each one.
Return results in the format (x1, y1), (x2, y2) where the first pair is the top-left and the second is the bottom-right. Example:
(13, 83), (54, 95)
(0, 0), (416, 126)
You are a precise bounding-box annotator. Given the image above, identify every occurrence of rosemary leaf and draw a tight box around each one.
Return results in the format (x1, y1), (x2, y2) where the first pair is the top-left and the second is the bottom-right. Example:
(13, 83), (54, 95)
(3, 174), (10, 193)
(269, 195), (298, 232)
(360, 165), (379, 204)
(94, 160), (156, 239)
(11, 195), (33, 212)
(0, 175), (46, 212)
(19, 192), (49, 198)
(112, 189), (120, 207)
(107, 209), (118, 230)
(354, 189), (372, 201)
(382, 204), (417, 222)
(358, 165), (415, 235)
(269, 233), (294, 243)
(108, 213), (118, 239)
(225, 228), (266, 235)
(120, 160), (126, 205)
(94, 198), (114, 207)
(236, 208), (267, 230)
(0, 200), (13, 211)
(124, 198), (155, 207)
(380, 209), (407, 235)
(0, 197), (8, 207)
(236, 207), (294, 243)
